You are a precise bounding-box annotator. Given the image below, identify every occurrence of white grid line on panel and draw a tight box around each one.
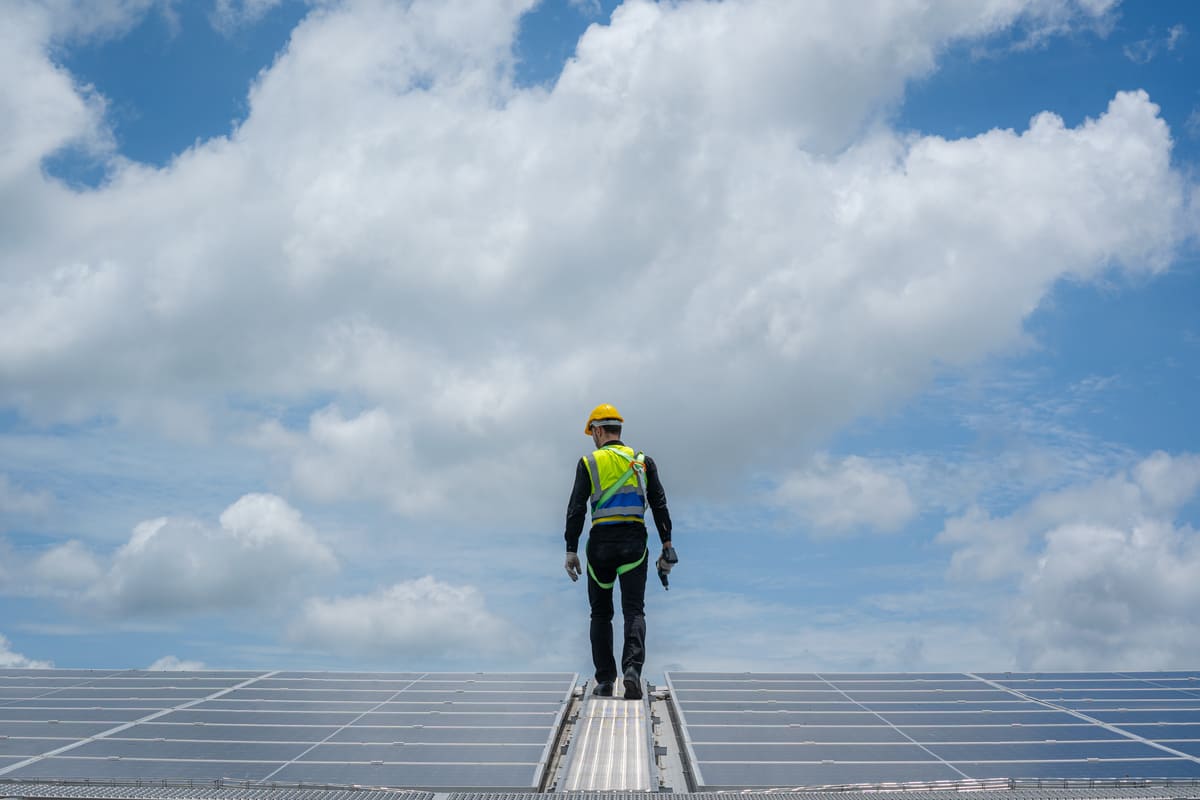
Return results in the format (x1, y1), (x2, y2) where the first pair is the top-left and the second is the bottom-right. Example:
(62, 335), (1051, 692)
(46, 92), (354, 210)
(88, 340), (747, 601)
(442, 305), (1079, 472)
(811, 674), (973, 781)
(253, 673), (429, 784)
(0, 671), (281, 778)
(1120, 673), (1200, 702)
(967, 673), (1200, 767)
(0, 671), (130, 710)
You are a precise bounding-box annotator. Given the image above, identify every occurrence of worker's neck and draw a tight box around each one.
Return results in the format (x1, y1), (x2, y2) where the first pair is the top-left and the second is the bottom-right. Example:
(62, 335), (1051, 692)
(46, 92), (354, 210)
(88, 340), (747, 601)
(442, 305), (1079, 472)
(595, 435), (622, 447)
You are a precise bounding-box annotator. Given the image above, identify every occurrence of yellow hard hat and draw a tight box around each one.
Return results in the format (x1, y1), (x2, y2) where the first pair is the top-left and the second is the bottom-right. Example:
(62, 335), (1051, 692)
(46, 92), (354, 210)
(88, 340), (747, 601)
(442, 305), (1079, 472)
(585, 403), (624, 435)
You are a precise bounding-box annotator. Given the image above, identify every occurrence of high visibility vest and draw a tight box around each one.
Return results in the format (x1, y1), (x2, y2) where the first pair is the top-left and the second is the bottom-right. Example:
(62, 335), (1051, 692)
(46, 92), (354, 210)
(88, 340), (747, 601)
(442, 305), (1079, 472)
(583, 444), (647, 526)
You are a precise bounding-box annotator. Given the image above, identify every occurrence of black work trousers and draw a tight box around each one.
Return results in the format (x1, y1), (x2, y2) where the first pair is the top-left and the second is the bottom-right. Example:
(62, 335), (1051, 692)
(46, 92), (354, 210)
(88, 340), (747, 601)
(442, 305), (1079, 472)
(585, 528), (648, 684)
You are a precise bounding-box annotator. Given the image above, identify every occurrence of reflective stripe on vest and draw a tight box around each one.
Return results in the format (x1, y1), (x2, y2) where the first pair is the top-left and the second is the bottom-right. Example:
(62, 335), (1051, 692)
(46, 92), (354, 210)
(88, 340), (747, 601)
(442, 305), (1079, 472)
(583, 444), (647, 525)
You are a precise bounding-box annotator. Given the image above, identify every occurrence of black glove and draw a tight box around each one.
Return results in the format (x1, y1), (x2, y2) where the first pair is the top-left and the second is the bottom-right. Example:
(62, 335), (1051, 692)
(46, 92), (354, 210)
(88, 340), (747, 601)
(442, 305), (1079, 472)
(656, 544), (678, 589)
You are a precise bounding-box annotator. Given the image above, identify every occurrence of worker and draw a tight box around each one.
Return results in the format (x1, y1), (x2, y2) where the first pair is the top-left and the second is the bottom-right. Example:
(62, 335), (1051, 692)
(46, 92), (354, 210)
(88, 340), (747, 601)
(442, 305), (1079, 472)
(564, 403), (675, 700)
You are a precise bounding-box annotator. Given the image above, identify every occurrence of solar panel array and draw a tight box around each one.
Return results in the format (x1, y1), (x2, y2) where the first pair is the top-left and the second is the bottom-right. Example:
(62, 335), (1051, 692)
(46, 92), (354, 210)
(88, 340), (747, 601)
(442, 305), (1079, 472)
(0, 670), (576, 791)
(666, 671), (1200, 790)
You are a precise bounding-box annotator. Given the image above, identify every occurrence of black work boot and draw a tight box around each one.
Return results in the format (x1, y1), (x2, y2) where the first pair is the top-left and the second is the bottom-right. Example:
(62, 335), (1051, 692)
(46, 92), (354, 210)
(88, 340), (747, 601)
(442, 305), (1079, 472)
(622, 668), (643, 700)
(592, 681), (614, 697)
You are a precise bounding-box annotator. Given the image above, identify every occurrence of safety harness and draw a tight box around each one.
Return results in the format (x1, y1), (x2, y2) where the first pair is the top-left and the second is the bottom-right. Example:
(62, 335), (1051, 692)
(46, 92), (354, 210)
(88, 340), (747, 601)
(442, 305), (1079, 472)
(587, 445), (649, 589)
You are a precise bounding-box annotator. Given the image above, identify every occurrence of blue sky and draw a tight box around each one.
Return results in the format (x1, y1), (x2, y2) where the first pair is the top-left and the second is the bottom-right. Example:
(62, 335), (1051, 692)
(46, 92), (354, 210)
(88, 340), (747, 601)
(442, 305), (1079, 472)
(2, 0), (1199, 678)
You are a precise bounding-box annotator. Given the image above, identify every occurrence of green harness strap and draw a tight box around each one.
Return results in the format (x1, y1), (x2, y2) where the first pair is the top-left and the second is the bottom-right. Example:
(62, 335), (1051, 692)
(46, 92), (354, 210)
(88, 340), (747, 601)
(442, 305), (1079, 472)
(587, 546), (648, 589)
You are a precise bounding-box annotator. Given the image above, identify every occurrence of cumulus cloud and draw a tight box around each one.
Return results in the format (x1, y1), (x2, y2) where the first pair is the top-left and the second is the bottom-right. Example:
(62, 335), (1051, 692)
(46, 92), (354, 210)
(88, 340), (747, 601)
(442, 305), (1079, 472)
(0, 0), (1191, 524)
(96, 493), (337, 614)
(940, 451), (1200, 668)
(0, 632), (52, 668)
(773, 454), (916, 534)
(289, 576), (526, 660)
(148, 655), (206, 670)
(11, 494), (338, 615)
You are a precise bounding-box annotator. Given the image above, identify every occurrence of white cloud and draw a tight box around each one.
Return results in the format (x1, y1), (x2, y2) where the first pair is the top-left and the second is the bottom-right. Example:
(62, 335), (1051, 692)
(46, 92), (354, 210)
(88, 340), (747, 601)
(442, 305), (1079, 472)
(33, 539), (103, 590)
(95, 493), (337, 615)
(148, 655), (206, 670)
(1123, 24), (1187, 64)
(11, 494), (338, 615)
(0, 632), (52, 668)
(211, 0), (284, 33)
(289, 576), (525, 660)
(773, 455), (916, 534)
(939, 451), (1200, 669)
(0, 0), (1191, 525)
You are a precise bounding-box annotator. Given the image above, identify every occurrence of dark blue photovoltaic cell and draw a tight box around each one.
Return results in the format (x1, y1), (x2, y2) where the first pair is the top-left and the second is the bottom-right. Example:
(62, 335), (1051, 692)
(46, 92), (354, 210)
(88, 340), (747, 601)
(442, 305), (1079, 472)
(695, 762), (964, 788)
(267, 762), (540, 789)
(221, 689), (400, 702)
(827, 681), (986, 691)
(679, 702), (866, 713)
(1122, 672), (1200, 681)
(296, 742), (546, 763)
(197, 700), (378, 711)
(898, 725), (1128, 743)
(1024, 689), (1197, 701)
(0, 708), (145, 723)
(118, 723), (338, 742)
(0, 740), (66, 757)
(156, 709), (361, 725)
(4, 700), (170, 710)
(1000, 680), (1159, 690)
(927, 741), (1168, 761)
(69, 739), (310, 761)
(252, 680), (420, 691)
(978, 672), (1138, 681)
(0, 671), (117, 679)
(685, 725), (908, 744)
(951, 760), (1200, 780)
(692, 743), (937, 762)
(823, 674), (970, 681)
(18, 689), (211, 699)
(1123, 724), (1200, 739)
(273, 672), (427, 681)
(862, 702), (1042, 712)
(0, 689), (57, 699)
(681, 711), (878, 725)
(0, 722), (113, 739)
(844, 691), (1017, 703)
(1162, 741), (1200, 757)
(673, 672), (823, 681)
(683, 711), (882, 724)
(674, 690), (844, 703)
(9, 757), (278, 781)
(1064, 700), (1200, 710)
(373, 703), (564, 713)
(878, 711), (1081, 725)
(327, 726), (553, 745)
(1091, 711), (1200, 724)
(671, 680), (828, 690)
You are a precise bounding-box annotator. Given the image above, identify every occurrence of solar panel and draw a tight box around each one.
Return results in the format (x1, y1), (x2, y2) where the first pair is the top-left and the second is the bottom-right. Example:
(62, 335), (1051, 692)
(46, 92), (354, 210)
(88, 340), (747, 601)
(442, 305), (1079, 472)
(666, 671), (1200, 789)
(0, 670), (577, 791)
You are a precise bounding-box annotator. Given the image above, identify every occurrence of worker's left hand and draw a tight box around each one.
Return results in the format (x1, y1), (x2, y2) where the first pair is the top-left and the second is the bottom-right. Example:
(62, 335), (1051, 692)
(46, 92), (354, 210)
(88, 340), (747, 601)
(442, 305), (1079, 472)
(565, 552), (582, 582)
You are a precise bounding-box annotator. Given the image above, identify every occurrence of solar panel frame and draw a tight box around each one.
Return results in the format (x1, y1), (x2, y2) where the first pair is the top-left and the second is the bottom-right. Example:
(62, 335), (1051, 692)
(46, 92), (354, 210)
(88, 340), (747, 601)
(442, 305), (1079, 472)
(0, 669), (579, 791)
(667, 670), (1200, 790)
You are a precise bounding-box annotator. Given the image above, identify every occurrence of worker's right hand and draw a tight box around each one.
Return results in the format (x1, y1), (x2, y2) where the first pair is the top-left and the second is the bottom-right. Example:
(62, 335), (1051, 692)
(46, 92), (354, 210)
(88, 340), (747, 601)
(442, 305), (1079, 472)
(657, 544), (678, 574)
(565, 552), (582, 582)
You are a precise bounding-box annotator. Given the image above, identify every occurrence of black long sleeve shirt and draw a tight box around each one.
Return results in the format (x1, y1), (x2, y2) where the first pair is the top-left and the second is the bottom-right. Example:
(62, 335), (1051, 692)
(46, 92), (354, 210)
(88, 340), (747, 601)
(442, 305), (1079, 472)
(564, 441), (672, 553)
